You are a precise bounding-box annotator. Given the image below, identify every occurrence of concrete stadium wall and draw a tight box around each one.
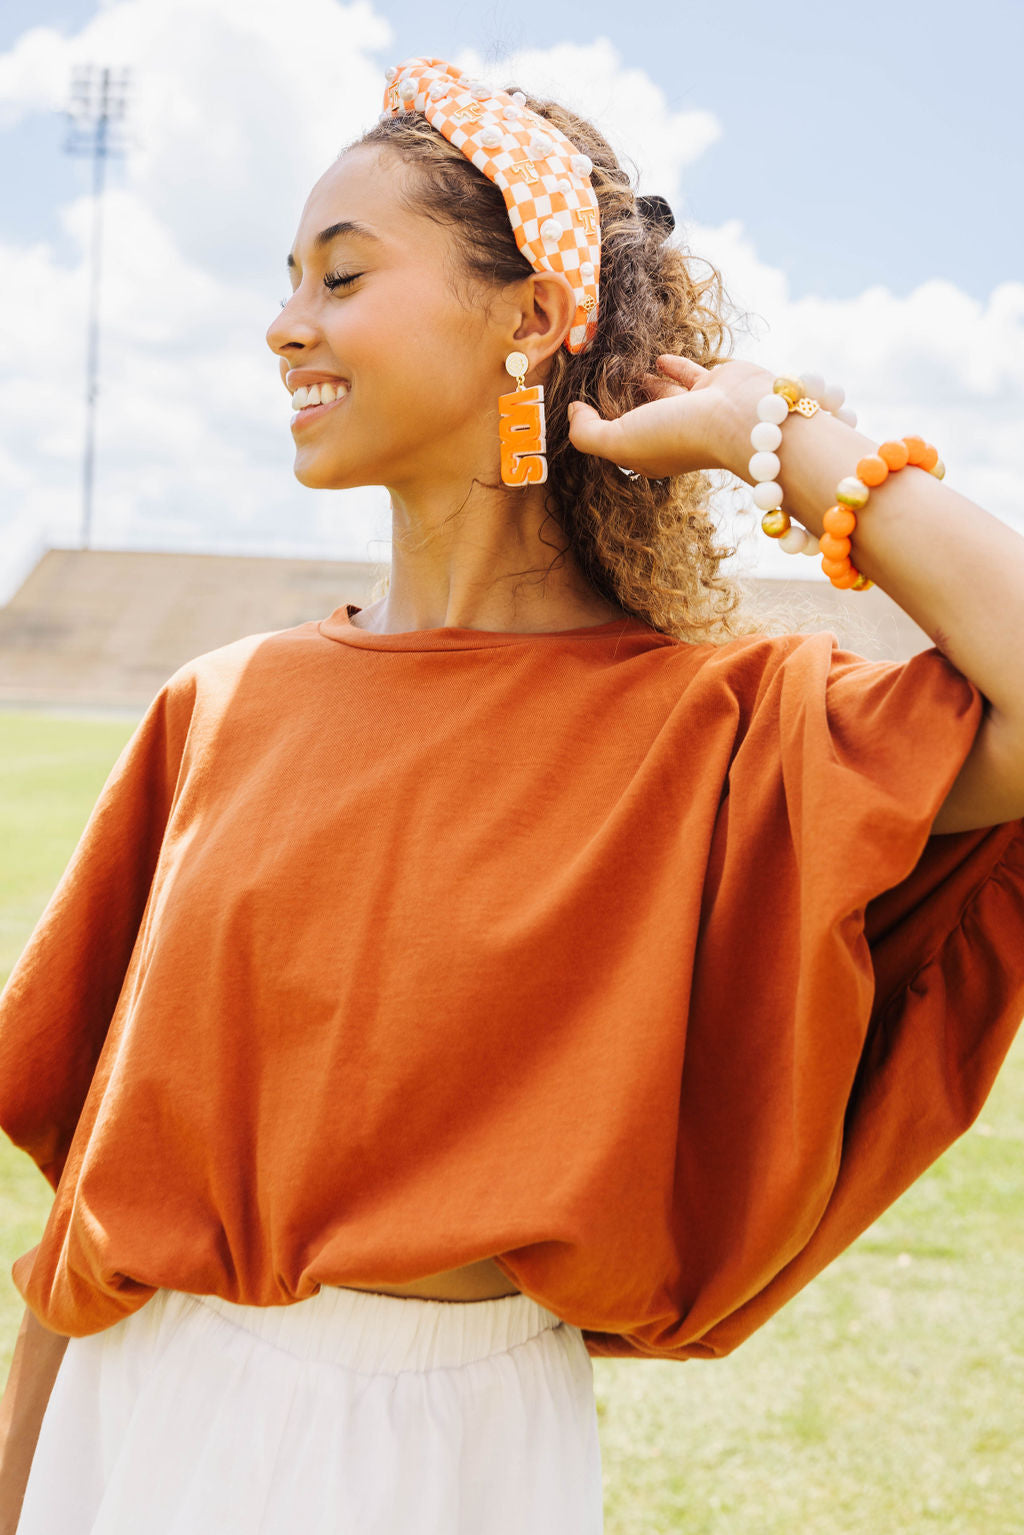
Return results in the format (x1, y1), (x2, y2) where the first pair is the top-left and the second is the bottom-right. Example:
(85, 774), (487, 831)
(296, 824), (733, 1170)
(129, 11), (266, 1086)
(0, 546), (934, 714)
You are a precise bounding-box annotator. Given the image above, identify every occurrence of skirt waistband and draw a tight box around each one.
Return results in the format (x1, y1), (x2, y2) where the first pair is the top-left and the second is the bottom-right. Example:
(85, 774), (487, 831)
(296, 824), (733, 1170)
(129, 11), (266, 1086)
(183, 1283), (566, 1375)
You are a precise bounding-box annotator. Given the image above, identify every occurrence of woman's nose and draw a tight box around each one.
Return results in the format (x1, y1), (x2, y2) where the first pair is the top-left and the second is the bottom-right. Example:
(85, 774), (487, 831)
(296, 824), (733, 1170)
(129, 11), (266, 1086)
(266, 294), (316, 354)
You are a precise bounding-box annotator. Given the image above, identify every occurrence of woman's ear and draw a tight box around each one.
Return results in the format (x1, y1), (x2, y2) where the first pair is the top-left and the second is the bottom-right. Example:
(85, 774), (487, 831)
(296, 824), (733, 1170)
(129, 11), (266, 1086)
(512, 270), (577, 359)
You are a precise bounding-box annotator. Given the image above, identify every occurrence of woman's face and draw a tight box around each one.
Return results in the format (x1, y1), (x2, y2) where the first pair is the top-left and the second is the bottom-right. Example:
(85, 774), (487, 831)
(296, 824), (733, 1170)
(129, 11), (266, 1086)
(267, 146), (524, 493)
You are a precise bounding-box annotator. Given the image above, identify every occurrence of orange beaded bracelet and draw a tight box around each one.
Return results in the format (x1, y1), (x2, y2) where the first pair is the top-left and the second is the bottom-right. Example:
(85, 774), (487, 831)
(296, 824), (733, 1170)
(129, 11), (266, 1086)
(819, 434), (945, 590)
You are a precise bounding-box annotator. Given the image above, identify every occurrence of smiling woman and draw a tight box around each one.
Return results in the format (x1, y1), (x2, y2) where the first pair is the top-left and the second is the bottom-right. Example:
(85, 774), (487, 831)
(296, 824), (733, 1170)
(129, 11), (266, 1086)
(265, 76), (787, 642)
(3, 48), (1024, 1535)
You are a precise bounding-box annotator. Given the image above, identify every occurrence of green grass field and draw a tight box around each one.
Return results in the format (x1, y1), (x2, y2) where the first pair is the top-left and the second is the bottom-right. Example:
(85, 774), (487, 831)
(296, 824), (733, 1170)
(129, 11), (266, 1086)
(1, 709), (1022, 1533)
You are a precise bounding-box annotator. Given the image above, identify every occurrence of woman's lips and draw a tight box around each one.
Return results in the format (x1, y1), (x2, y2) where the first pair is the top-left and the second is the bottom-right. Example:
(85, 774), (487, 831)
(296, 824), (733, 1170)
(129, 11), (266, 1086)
(290, 391), (350, 432)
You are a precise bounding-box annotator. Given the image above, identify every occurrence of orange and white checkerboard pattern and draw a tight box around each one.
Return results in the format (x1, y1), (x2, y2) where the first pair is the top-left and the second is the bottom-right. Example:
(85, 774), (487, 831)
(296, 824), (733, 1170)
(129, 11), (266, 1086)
(381, 56), (601, 355)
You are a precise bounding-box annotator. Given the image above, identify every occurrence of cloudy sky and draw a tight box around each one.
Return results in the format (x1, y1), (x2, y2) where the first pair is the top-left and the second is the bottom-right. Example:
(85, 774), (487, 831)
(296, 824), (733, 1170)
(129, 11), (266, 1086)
(1, 0), (1021, 602)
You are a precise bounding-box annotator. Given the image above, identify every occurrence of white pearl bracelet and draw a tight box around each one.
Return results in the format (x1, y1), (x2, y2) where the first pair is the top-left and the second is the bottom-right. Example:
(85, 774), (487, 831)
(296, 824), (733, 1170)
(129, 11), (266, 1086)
(748, 373), (858, 556)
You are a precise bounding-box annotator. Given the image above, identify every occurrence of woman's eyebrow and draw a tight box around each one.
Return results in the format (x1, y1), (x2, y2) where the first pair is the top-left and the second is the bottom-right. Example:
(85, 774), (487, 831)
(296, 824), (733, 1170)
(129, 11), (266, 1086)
(286, 220), (383, 270)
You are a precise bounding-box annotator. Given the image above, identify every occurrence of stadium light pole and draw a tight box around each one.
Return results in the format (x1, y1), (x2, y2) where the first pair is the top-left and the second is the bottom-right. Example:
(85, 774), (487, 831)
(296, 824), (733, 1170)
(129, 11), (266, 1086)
(62, 65), (132, 551)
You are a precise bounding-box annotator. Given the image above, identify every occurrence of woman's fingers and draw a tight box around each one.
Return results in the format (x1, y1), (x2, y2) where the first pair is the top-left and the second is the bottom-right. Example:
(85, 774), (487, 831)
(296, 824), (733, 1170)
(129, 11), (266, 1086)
(566, 401), (626, 460)
(567, 394), (703, 477)
(655, 354), (710, 389)
(639, 371), (685, 401)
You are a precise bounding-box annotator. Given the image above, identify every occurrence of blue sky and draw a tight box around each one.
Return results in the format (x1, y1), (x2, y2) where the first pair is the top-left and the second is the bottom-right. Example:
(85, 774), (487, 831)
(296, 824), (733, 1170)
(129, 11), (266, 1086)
(0, 0), (1021, 596)
(6, 0), (1022, 304)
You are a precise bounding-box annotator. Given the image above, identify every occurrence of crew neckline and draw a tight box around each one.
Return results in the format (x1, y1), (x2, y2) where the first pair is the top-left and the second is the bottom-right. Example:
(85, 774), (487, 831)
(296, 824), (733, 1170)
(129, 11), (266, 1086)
(318, 603), (667, 651)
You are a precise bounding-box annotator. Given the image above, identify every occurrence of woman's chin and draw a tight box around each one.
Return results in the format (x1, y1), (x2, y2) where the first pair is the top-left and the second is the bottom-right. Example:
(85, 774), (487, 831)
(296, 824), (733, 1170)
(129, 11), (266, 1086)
(293, 459), (358, 490)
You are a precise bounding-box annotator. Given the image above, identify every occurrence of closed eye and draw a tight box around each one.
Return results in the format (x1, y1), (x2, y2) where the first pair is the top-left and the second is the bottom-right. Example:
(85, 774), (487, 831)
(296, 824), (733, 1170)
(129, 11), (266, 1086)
(279, 272), (362, 308)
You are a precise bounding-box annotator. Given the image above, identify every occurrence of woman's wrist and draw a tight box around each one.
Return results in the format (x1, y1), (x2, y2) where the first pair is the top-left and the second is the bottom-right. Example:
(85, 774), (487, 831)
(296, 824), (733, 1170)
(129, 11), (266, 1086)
(706, 363), (788, 483)
(715, 381), (871, 542)
(714, 391), (774, 485)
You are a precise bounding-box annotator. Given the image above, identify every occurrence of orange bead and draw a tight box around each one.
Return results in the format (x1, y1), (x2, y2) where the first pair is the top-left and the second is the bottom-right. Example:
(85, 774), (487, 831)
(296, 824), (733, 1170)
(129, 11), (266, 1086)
(902, 435), (929, 466)
(916, 441), (939, 470)
(821, 555), (852, 579)
(878, 439), (909, 471)
(819, 532), (852, 562)
(856, 455), (889, 487)
(831, 568), (860, 589)
(823, 505), (857, 537)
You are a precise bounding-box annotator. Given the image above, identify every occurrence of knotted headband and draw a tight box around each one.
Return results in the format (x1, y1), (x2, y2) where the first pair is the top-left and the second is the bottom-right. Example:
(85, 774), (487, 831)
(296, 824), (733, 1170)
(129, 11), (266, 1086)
(380, 56), (601, 354)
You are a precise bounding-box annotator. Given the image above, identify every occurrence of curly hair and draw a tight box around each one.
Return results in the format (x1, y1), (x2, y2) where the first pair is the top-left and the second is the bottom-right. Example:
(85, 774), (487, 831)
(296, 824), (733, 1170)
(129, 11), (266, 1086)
(339, 86), (829, 645)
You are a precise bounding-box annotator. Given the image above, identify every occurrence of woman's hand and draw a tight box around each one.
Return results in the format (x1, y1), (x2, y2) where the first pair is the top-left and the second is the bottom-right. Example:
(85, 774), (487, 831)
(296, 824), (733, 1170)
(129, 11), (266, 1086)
(567, 354), (777, 481)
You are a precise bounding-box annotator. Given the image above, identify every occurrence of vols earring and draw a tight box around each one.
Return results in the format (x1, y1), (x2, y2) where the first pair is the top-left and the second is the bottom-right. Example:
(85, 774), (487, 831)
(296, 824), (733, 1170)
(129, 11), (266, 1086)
(499, 351), (547, 486)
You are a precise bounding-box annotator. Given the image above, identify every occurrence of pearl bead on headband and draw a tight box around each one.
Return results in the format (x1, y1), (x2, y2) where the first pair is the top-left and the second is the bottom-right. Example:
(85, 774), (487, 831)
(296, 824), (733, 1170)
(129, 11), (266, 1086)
(381, 56), (601, 355)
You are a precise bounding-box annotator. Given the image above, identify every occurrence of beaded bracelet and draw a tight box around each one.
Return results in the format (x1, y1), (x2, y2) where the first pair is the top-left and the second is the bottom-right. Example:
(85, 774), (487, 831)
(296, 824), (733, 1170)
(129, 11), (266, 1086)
(816, 435), (943, 589)
(749, 373), (854, 563)
(751, 374), (945, 592)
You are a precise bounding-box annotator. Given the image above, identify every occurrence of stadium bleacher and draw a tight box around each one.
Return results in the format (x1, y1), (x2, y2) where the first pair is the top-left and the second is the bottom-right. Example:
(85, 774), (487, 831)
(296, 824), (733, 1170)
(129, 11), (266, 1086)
(0, 546), (932, 714)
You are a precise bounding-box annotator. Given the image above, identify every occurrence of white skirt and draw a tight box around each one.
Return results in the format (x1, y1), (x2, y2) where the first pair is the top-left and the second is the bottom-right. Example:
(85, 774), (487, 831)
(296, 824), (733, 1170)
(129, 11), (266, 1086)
(18, 1282), (605, 1533)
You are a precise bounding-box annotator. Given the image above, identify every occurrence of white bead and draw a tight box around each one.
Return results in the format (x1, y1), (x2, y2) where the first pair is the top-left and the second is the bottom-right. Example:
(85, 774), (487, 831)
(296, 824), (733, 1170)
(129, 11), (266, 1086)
(428, 80), (448, 101)
(540, 217), (563, 242)
(557, 178), (572, 195)
(473, 82), (492, 100)
(756, 392), (789, 426)
(529, 133), (553, 157)
(750, 420), (782, 453)
(384, 66), (397, 82)
(399, 78), (417, 101)
(580, 260), (595, 277)
(835, 405), (857, 427)
(502, 103), (520, 119)
(779, 526), (813, 555)
(823, 382), (845, 412)
(570, 153), (593, 177)
(511, 91), (527, 106)
(752, 479), (783, 511)
(480, 125), (502, 148)
(799, 371), (826, 401)
(749, 451), (781, 483)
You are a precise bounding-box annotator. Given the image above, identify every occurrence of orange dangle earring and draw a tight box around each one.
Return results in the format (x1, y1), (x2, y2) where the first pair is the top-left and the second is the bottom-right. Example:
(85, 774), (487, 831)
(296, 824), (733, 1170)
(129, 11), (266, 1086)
(498, 351), (547, 486)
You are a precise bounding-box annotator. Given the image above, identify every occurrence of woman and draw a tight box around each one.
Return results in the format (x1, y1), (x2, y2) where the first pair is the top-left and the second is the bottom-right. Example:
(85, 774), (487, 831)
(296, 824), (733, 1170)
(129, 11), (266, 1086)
(2, 53), (1023, 1535)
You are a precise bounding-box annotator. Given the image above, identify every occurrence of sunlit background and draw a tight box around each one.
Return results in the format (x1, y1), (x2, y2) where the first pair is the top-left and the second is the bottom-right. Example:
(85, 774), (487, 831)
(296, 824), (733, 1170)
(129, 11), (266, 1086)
(2, 12), (1024, 1529)
(1, 0), (1021, 605)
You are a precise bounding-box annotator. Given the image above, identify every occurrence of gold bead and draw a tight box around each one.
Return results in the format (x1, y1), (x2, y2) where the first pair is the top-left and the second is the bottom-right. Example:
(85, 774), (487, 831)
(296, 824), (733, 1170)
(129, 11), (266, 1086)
(793, 397), (820, 417)
(851, 573), (873, 592)
(836, 475), (870, 510)
(760, 509), (791, 539)
(773, 376), (806, 407)
(928, 457), (946, 479)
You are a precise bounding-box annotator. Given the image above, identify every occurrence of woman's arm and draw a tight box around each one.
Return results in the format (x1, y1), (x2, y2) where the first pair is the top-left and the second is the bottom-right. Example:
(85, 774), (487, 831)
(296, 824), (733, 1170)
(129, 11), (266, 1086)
(721, 396), (1024, 835)
(0, 1306), (69, 1534)
(569, 353), (1024, 832)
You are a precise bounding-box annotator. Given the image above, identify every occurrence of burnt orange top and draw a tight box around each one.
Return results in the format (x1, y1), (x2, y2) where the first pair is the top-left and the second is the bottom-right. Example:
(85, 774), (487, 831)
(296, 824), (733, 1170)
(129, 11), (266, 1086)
(2, 603), (1023, 1356)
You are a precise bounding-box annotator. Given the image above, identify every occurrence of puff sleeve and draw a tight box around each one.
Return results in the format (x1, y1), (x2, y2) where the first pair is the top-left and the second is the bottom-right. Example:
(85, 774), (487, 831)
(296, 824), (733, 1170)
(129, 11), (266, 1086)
(0, 667), (196, 1197)
(583, 632), (1024, 1362)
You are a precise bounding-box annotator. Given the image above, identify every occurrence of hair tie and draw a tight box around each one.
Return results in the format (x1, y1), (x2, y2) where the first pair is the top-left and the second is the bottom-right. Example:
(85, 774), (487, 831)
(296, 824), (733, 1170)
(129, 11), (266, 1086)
(637, 193), (675, 238)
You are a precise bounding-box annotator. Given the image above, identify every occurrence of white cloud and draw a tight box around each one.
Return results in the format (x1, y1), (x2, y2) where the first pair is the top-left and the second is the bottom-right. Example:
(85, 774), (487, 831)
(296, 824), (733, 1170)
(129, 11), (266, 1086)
(453, 38), (721, 204)
(0, 0), (396, 570)
(677, 220), (1024, 579)
(0, 8), (1020, 599)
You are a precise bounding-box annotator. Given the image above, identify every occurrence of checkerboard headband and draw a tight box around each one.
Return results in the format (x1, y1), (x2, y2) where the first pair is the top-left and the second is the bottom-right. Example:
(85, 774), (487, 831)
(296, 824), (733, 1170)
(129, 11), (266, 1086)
(380, 57), (601, 355)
